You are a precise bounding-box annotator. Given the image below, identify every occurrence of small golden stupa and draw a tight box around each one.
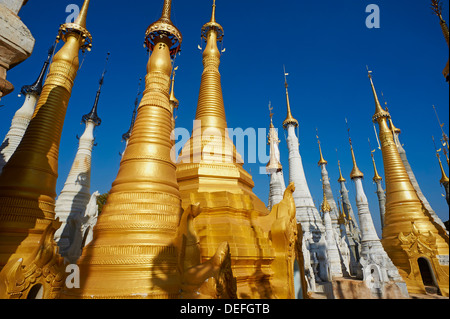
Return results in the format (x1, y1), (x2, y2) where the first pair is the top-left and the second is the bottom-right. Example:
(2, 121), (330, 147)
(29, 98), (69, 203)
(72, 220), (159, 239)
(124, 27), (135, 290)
(61, 0), (239, 299)
(0, 0), (93, 299)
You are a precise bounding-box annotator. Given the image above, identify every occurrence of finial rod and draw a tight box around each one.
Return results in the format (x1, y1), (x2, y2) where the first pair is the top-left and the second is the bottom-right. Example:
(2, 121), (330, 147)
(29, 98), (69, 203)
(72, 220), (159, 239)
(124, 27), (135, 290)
(211, 0), (217, 23)
(98, 52), (110, 89)
(369, 138), (383, 182)
(368, 138), (374, 154)
(161, 0), (172, 20)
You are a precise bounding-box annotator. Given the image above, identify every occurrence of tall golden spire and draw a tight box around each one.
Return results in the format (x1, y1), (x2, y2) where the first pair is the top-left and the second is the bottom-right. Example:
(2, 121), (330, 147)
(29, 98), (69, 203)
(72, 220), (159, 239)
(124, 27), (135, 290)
(62, 0), (186, 299)
(267, 102), (283, 173)
(370, 69), (449, 296)
(282, 67), (299, 129)
(0, 0), (92, 299)
(346, 120), (364, 180)
(431, 0), (450, 81)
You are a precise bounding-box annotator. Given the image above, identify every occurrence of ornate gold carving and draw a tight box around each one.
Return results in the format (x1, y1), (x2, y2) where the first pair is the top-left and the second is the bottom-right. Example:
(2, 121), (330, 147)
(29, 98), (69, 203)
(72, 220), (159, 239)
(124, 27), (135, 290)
(398, 222), (438, 258)
(0, 220), (65, 299)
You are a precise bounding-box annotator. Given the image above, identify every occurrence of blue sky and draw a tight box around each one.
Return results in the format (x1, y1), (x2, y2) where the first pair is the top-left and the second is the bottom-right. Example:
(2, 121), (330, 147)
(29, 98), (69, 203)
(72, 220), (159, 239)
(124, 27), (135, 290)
(1, 0), (449, 237)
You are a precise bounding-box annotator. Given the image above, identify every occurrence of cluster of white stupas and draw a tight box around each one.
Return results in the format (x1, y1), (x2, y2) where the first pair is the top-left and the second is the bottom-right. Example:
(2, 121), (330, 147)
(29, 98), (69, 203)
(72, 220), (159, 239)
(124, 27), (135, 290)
(264, 74), (414, 298)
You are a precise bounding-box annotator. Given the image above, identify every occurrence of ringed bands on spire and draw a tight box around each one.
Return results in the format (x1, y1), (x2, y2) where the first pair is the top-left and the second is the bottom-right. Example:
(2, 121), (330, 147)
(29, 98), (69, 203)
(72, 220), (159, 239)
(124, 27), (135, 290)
(57, 24), (92, 52)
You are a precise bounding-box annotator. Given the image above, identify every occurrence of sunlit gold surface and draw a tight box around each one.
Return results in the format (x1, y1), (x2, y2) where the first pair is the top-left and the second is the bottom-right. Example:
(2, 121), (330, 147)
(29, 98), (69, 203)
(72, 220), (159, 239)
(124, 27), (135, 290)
(370, 72), (449, 296)
(431, 0), (449, 81)
(388, 117), (401, 135)
(60, 0), (243, 300)
(338, 200), (347, 226)
(176, 1), (300, 299)
(0, 0), (92, 299)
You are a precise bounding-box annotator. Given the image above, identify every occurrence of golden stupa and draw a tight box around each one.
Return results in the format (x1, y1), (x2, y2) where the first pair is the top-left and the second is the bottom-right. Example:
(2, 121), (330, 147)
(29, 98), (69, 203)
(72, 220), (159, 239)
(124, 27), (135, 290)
(0, 0), (93, 299)
(431, 0), (450, 82)
(57, 0), (300, 300)
(176, 0), (300, 299)
(60, 0), (238, 299)
(266, 110), (283, 174)
(370, 71), (449, 297)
